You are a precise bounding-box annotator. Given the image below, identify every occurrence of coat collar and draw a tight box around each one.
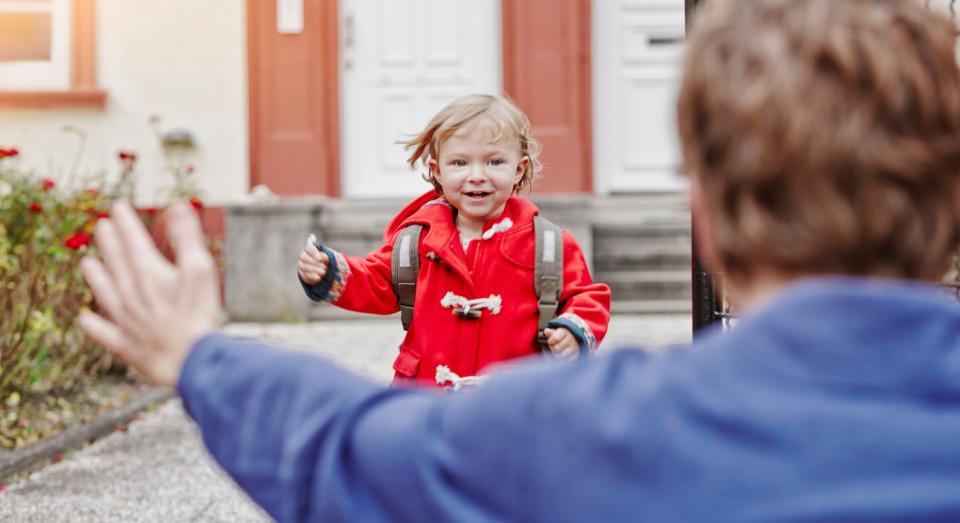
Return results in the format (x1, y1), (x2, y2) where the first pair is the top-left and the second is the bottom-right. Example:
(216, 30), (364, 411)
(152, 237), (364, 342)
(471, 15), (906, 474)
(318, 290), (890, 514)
(384, 191), (540, 286)
(388, 191), (540, 253)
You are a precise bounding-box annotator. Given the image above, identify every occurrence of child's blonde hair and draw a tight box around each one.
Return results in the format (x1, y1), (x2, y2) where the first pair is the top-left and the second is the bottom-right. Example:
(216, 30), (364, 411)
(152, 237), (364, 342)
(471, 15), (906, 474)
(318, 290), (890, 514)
(399, 94), (542, 194)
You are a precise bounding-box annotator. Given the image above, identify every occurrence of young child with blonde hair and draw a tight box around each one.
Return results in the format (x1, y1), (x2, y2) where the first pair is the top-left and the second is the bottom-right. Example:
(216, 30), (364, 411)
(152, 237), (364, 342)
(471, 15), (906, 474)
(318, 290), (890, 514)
(298, 94), (610, 386)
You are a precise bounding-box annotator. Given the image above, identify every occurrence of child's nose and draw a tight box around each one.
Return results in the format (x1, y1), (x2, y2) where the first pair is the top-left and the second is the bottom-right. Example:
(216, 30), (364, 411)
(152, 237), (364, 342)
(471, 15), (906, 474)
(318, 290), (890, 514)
(467, 164), (488, 182)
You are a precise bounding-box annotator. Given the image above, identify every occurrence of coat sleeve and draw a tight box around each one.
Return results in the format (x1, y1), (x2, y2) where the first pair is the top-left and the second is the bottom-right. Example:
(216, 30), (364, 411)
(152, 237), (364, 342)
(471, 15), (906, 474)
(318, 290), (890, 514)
(300, 239), (399, 315)
(177, 332), (576, 523)
(548, 231), (611, 352)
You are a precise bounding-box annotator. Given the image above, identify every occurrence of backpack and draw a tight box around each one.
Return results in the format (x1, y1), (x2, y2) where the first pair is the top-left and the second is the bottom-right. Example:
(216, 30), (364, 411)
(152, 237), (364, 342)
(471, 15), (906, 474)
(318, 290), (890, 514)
(391, 216), (564, 352)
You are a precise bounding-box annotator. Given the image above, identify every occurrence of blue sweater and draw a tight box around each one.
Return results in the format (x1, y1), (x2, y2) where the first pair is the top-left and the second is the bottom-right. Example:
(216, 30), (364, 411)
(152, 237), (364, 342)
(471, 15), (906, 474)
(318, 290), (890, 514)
(178, 278), (960, 522)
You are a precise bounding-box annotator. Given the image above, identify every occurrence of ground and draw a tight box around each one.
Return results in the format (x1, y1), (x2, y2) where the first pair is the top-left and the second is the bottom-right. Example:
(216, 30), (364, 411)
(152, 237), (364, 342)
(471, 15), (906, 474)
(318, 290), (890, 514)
(0, 314), (690, 522)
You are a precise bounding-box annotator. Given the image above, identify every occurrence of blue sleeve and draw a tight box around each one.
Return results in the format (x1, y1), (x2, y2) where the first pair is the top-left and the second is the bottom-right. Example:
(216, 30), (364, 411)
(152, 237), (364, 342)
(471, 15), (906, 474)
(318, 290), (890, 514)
(177, 333), (559, 523)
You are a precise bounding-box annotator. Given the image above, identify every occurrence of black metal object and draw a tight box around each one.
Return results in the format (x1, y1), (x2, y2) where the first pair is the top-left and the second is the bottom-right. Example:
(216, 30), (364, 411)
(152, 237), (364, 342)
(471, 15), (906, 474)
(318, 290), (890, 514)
(686, 0), (723, 334)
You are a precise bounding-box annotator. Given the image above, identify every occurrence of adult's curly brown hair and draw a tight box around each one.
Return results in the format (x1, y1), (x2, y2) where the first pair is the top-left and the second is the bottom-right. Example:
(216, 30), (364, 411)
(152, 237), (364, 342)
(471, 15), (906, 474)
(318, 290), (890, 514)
(679, 0), (960, 282)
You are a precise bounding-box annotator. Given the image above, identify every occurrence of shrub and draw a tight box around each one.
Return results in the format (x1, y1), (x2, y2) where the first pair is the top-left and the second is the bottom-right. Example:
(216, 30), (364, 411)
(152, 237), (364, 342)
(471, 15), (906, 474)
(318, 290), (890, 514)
(0, 150), (117, 399)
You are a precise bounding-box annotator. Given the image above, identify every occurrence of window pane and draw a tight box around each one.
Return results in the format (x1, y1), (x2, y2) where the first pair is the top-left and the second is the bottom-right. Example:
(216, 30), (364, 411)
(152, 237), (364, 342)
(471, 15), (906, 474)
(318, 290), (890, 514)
(0, 12), (52, 61)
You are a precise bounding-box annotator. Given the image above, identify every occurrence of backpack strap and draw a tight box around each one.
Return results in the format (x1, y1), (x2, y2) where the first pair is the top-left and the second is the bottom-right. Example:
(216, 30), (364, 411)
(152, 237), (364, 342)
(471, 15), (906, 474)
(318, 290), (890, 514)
(534, 216), (564, 351)
(392, 224), (423, 331)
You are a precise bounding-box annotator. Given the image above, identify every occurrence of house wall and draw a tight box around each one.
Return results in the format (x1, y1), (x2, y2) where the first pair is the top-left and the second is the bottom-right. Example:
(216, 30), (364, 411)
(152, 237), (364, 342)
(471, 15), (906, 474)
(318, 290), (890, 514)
(0, 0), (248, 206)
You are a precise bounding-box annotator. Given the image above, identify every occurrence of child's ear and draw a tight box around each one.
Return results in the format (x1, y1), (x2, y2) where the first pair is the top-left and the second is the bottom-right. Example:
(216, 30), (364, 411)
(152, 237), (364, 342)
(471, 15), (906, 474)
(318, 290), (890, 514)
(427, 158), (440, 178)
(515, 156), (529, 183)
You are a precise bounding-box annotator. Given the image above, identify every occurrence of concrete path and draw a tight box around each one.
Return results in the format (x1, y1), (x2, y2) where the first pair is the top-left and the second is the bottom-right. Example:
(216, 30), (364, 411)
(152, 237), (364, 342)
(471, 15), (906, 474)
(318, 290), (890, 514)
(0, 314), (690, 522)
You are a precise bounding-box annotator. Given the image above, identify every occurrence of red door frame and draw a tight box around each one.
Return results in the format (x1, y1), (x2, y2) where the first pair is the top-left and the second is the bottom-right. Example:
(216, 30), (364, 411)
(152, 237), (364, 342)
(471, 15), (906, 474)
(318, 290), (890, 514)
(501, 0), (593, 194)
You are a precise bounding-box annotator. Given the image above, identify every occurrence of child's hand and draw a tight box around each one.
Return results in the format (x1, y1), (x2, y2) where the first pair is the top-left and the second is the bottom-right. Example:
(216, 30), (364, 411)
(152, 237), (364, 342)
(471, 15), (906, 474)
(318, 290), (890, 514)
(544, 327), (581, 360)
(298, 240), (329, 285)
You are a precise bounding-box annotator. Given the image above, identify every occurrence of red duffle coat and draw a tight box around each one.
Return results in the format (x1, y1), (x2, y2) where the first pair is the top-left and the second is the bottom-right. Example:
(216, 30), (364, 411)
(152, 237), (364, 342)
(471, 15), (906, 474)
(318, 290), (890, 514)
(304, 191), (611, 385)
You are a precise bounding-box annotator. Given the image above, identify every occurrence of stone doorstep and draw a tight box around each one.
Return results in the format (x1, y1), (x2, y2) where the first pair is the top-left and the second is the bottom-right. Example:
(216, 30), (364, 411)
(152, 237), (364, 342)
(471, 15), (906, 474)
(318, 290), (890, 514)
(0, 387), (174, 483)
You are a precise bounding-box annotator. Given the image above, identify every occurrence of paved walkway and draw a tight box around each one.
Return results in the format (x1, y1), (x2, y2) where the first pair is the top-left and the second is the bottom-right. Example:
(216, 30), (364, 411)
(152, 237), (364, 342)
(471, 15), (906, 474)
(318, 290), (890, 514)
(0, 314), (690, 522)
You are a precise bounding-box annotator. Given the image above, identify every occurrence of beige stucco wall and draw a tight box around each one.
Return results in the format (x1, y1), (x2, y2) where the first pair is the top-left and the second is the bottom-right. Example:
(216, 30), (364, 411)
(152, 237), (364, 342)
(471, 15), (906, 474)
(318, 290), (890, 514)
(0, 0), (247, 206)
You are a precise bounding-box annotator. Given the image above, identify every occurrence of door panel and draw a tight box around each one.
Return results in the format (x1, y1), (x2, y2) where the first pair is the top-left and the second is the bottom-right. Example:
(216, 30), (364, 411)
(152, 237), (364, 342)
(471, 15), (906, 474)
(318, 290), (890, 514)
(594, 0), (686, 193)
(341, 0), (501, 197)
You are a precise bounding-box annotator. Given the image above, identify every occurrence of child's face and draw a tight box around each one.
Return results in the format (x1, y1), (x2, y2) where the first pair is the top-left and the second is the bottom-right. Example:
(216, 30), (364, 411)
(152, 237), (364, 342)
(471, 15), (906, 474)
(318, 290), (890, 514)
(430, 129), (527, 228)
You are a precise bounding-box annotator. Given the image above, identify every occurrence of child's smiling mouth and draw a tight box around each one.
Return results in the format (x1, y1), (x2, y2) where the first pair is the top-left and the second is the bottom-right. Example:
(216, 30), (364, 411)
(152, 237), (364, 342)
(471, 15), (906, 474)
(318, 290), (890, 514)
(464, 191), (492, 200)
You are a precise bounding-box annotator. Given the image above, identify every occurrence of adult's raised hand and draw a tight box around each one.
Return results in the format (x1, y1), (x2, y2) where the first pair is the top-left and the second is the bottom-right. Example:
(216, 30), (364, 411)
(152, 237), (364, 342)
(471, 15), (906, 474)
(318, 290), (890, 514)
(79, 201), (222, 387)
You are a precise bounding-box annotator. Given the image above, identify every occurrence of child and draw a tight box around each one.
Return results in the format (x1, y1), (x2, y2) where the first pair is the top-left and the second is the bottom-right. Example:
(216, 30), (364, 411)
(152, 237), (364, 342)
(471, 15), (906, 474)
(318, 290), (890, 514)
(298, 94), (611, 385)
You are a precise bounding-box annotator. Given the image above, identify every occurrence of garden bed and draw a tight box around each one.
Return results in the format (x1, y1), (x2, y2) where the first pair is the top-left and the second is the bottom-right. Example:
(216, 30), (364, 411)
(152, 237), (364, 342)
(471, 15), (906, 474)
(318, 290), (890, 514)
(0, 378), (172, 484)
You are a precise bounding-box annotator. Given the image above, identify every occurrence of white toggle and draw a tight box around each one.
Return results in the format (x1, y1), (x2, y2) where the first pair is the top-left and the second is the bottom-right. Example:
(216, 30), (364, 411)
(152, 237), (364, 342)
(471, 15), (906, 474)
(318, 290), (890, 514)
(440, 292), (502, 315)
(435, 365), (488, 390)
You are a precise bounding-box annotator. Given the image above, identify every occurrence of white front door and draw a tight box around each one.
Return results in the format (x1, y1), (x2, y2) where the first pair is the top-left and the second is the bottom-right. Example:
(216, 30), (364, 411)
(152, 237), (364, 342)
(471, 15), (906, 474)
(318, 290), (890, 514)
(341, 0), (501, 197)
(593, 0), (687, 193)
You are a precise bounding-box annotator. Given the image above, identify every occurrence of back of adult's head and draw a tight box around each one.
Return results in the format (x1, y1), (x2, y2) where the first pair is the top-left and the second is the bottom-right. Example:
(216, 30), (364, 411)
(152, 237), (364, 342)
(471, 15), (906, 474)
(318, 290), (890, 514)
(678, 0), (960, 283)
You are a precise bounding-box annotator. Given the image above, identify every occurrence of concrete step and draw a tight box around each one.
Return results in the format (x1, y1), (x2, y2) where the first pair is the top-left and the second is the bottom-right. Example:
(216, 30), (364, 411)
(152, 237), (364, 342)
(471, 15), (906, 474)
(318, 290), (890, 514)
(596, 270), (692, 301)
(307, 305), (400, 322)
(594, 222), (691, 243)
(611, 299), (692, 314)
(594, 243), (691, 271)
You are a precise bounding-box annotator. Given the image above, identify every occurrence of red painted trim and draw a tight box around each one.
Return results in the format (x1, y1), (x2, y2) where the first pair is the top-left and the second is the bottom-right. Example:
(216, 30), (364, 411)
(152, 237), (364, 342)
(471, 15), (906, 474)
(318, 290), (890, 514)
(246, 0), (261, 193)
(71, 0), (97, 89)
(0, 0), (105, 110)
(246, 0), (341, 196)
(0, 89), (105, 108)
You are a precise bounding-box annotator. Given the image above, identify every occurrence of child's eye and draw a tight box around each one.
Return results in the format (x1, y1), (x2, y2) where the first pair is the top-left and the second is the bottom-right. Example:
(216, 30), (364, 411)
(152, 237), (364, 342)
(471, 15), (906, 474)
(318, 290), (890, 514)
(489, 159), (505, 166)
(450, 159), (467, 167)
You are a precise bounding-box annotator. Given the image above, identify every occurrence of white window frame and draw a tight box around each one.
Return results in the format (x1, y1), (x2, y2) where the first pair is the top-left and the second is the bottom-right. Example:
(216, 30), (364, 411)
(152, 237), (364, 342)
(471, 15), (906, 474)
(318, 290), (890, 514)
(0, 0), (71, 90)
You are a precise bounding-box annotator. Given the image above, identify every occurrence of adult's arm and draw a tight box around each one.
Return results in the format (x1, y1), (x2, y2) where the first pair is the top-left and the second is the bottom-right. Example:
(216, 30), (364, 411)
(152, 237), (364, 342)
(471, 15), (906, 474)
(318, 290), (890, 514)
(178, 333), (560, 522)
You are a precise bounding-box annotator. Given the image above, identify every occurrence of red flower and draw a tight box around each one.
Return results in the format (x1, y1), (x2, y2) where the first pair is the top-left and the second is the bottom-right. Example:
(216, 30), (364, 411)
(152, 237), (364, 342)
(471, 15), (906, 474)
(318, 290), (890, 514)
(28, 202), (43, 213)
(118, 150), (137, 162)
(41, 178), (55, 190)
(52, 452), (63, 463)
(86, 187), (99, 196)
(0, 147), (19, 158)
(189, 198), (203, 211)
(64, 231), (92, 250)
(95, 211), (110, 219)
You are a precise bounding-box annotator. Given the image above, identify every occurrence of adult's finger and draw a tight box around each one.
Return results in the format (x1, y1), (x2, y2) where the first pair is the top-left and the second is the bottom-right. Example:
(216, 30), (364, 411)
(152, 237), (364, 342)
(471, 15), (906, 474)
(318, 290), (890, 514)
(111, 202), (174, 305)
(165, 202), (221, 311)
(78, 311), (137, 363)
(93, 219), (153, 329)
(81, 257), (125, 325)
(166, 202), (212, 268)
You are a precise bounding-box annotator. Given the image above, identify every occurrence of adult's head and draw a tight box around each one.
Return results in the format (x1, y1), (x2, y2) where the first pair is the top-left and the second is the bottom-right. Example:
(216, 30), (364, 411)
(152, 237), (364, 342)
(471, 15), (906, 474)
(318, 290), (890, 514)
(679, 0), (960, 300)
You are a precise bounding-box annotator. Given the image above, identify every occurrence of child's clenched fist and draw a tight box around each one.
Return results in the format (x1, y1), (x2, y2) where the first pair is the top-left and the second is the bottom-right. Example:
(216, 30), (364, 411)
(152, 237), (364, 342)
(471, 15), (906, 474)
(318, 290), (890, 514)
(298, 239), (329, 285)
(543, 327), (581, 360)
